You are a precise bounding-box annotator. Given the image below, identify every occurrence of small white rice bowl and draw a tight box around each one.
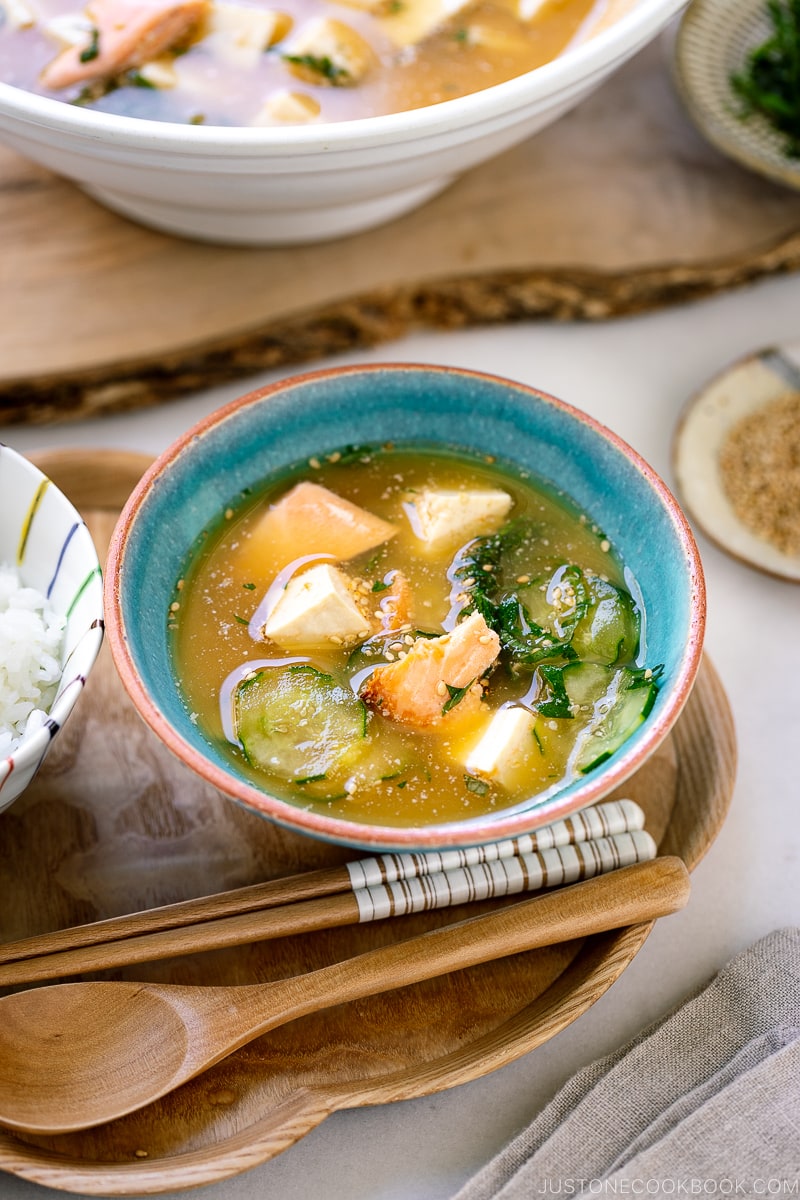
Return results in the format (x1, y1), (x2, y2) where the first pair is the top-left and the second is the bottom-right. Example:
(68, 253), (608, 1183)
(0, 565), (66, 757)
(0, 446), (103, 813)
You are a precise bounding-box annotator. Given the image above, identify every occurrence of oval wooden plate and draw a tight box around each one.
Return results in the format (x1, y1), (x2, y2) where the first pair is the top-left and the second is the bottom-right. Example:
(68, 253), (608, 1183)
(0, 449), (736, 1196)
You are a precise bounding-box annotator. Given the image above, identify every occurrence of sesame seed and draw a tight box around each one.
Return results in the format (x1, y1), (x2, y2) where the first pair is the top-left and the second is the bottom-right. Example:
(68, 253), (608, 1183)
(224, 508), (234, 520)
(389, 642), (403, 653)
(384, 651), (395, 661)
(517, 574), (530, 584)
(327, 451), (341, 463)
(404, 634), (414, 645)
(308, 457), (321, 469)
(482, 563), (494, 572)
(436, 680), (448, 696)
(176, 578), (185, 590)
(478, 634), (493, 644)
(600, 539), (611, 552)
(329, 634), (343, 645)
(169, 601), (180, 612)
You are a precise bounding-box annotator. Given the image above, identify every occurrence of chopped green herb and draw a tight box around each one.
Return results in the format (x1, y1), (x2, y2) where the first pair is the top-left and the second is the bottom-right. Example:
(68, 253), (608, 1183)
(532, 726), (544, 754)
(464, 774), (489, 796)
(126, 70), (155, 88)
(442, 678), (476, 714)
(731, 0), (800, 157)
(282, 52), (349, 82)
(188, 113), (206, 125)
(372, 580), (390, 593)
(295, 773), (328, 784)
(534, 664), (574, 720)
(79, 27), (100, 63)
(453, 26), (469, 41)
(233, 614), (249, 625)
(242, 582), (256, 591)
(396, 780), (408, 788)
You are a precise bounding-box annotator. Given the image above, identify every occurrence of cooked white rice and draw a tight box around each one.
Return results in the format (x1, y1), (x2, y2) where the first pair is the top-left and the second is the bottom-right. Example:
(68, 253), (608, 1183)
(0, 564), (65, 758)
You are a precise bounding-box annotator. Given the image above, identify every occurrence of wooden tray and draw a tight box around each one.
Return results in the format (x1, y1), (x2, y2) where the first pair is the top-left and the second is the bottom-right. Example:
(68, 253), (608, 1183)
(2, 37), (800, 425)
(0, 450), (736, 1196)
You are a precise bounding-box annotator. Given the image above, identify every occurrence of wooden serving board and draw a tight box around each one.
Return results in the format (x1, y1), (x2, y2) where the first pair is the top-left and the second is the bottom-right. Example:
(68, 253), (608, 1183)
(2, 37), (800, 425)
(0, 450), (736, 1196)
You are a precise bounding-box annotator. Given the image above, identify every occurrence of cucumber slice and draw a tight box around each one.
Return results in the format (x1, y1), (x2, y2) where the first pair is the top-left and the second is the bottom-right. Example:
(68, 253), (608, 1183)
(233, 664), (367, 783)
(570, 576), (639, 666)
(561, 661), (658, 773)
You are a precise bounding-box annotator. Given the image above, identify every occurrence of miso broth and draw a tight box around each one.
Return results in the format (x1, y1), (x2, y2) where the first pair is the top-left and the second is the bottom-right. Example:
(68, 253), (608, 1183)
(171, 444), (659, 829)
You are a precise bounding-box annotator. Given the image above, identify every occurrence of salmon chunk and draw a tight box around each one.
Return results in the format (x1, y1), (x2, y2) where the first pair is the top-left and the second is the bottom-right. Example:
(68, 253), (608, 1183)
(246, 481), (397, 570)
(361, 610), (500, 728)
(41, 0), (208, 90)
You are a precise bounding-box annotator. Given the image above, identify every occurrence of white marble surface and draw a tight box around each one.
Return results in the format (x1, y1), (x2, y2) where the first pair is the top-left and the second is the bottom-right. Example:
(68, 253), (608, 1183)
(2, 271), (799, 1200)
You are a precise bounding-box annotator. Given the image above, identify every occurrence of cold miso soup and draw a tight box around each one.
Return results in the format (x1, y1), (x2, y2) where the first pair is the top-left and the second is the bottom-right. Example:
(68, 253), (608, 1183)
(170, 443), (660, 829)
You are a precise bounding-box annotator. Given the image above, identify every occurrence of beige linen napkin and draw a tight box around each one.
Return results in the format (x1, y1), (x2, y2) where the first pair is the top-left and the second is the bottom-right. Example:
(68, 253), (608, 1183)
(454, 929), (800, 1198)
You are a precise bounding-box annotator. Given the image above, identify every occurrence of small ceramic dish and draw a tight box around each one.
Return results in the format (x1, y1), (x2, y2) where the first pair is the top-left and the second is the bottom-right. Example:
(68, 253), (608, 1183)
(105, 363), (706, 851)
(674, 0), (800, 191)
(0, 445), (104, 813)
(673, 342), (800, 582)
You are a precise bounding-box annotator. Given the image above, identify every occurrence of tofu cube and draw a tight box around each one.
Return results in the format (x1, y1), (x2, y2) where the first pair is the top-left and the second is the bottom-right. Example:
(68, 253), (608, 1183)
(284, 17), (375, 86)
(207, 2), (291, 67)
(378, 0), (476, 47)
(256, 89), (321, 124)
(409, 488), (513, 549)
(263, 563), (373, 649)
(464, 706), (537, 790)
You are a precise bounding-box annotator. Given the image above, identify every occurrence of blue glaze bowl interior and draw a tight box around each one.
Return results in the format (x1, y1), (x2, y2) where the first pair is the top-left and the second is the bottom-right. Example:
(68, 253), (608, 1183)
(109, 365), (704, 850)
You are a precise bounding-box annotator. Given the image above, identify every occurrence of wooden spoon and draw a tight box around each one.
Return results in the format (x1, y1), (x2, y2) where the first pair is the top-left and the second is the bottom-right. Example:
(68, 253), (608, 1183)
(0, 856), (689, 1136)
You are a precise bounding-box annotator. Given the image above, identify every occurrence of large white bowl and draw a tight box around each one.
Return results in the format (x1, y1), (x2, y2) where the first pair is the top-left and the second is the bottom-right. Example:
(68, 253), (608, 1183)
(0, 0), (685, 245)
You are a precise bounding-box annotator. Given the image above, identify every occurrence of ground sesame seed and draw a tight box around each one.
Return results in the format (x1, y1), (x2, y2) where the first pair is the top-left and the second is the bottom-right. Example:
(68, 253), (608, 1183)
(719, 393), (800, 555)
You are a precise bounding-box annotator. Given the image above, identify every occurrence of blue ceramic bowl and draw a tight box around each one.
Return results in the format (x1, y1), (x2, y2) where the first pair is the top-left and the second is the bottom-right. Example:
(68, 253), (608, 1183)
(106, 364), (705, 850)
(0, 445), (104, 813)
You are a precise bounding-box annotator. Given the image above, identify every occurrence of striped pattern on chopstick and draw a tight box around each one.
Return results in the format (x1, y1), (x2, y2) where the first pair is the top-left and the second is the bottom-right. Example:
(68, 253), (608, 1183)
(0, 800), (650, 984)
(354, 829), (656, 922)
(346, 799), (644, 891)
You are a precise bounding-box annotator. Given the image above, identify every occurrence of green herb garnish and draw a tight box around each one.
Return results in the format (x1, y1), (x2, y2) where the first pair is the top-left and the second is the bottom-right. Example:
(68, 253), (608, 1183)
(442, 679), (475, 714)
(243, 582), (256, 591)
(731, 0), (800, 157)
(282, 53), (349, 83)
(79, 27), (100, 62)
(233, 614), (249, 625)
(464, 774), (489, 796)
(372, 580), (390, 593)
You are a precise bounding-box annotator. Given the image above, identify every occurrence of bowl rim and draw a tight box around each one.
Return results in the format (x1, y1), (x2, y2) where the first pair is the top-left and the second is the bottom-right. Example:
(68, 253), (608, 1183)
(0, 444), (104, 784)
(104, 361), (706, 850)
(0, 0), (686, 153)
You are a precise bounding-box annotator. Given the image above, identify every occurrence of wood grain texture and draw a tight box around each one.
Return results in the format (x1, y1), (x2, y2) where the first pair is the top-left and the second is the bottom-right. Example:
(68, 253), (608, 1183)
(0, 859), (690, 1136)
(1, 38), (800, 425)
(0, 449), (736, 1194)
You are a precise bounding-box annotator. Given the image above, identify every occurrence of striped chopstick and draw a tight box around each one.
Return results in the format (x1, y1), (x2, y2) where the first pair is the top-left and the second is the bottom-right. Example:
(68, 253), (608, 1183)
(0, 806), (652, 985)
(0, 798), (644, 969)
